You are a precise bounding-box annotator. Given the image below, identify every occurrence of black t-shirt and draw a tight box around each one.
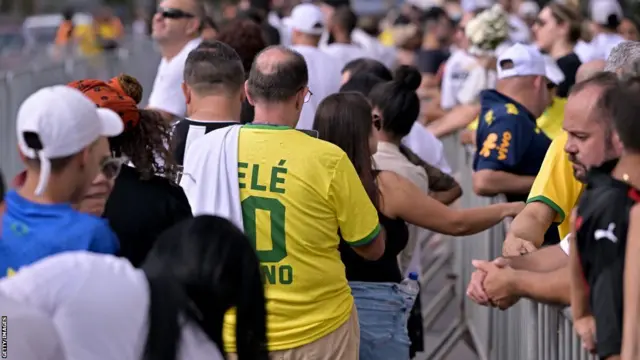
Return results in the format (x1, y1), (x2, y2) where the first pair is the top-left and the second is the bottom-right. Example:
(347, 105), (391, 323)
(416, 49), (450, 75)
(555, 52), (581, 98)
(173, 119), (241, 165)
(575, 159), (635, 358)
(576, 159), (632, 289)
(104, 166), (193, 267)
(340, 200), (409, 283)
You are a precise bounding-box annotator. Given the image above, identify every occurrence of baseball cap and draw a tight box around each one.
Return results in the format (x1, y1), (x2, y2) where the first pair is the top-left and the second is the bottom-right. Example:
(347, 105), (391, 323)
(591, 0), (622, 25)
(285, 4), (325, 35)
(543, 55), (565, 86)
(497, 43), (547, 80)
(16, 85), (124, 196)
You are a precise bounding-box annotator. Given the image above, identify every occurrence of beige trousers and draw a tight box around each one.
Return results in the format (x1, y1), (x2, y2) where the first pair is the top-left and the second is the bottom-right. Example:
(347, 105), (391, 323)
(228, 306), (360, 360)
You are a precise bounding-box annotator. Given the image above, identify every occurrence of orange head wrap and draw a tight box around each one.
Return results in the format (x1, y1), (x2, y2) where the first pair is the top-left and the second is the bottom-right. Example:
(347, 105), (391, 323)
(67, 77), (140, 130)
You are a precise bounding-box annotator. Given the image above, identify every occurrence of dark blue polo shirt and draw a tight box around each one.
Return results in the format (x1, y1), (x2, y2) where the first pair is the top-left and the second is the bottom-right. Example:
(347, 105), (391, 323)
(473, 89), (557, 243)
(474, 89), (551, 182)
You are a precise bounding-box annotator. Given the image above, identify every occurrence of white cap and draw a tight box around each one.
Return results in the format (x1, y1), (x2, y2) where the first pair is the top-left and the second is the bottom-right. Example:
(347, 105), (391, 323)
(284, 4), (325, 36)
(16, 85), (124, 195)
(591, 0), (622, 25)
(497, 43), (547, 79)
(543, 55), (566, 85)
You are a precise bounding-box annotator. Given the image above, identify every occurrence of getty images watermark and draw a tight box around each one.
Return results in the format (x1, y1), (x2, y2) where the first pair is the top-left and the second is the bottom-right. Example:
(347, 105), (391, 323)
(1, 316), (6, 358)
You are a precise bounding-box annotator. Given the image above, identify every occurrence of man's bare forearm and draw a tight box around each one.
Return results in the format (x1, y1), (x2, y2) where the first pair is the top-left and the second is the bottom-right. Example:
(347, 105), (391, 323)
(512, 265), (571, 305)
(473, 170), (535, 197)
(506, 244), (568, 272)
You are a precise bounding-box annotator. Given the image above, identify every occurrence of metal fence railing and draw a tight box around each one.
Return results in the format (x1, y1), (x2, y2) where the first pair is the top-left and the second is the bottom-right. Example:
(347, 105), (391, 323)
(0, 37), (160, 181)
(421, 133), (596, 360)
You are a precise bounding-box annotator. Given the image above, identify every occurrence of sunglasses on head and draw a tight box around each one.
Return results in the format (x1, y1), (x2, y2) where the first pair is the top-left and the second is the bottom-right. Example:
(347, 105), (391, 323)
(100, 156), (127, 180)
(157, 6), (195, 19)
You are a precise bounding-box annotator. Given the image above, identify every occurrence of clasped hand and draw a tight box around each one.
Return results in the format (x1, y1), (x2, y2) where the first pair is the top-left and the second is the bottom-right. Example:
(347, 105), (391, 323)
(466, 257), (520, 310)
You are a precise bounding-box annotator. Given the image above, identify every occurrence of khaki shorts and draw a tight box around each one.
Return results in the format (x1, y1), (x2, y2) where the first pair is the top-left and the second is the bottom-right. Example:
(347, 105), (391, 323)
(228, 306), (360, 360)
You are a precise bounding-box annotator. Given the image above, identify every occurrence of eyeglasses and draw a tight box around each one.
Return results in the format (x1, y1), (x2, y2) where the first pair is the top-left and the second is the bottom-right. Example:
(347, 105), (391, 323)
(157, 6), (195, 19)
(304, 89), (313, 103)
(100, 156), (127, 180)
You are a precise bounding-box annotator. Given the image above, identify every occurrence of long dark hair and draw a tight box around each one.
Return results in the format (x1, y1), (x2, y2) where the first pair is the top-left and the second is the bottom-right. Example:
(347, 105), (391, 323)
(113, 74), (178, 180)
(313, 92), (378, 207)
(141, 215), (268, 360)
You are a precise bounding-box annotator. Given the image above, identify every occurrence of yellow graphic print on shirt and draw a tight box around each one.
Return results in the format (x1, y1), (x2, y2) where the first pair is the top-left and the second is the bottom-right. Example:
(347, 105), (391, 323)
(480, 133), (498, 158)
(484, 109), (494, 125)
(497, 131), (512, 160)
(505, 103), (519, 115)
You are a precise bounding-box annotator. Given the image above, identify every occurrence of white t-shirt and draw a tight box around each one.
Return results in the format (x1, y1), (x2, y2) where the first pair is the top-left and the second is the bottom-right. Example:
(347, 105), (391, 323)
(0, 252), (224, 360)
(321, 43), (372, 71)
(402, 122), (452, 174)
(440, 50), (478, 110)
(508, 14), (531, 44)
(589, 33), (625, 61)
(148, 38), (202, 117)
(351, 28), (397, 69)
(291, 45), (342, 130)
(560, 234), (570, 255)
(574, 40), (595, 63)
(0, 293), (66, 360)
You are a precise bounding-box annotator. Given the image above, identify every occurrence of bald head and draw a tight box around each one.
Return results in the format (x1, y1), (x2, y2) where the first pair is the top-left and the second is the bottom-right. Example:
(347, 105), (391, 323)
(247, 45), (308, 103)
(576, 60), (606, 83)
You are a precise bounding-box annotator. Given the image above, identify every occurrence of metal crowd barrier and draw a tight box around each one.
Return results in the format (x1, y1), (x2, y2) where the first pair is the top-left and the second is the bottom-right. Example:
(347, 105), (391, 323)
(0, 37), (160, 181)
(420, 133), (596, 360)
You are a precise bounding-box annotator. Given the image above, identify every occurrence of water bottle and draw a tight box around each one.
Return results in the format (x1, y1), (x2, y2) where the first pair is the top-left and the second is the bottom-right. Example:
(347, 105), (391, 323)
(399, 272), (420, 316)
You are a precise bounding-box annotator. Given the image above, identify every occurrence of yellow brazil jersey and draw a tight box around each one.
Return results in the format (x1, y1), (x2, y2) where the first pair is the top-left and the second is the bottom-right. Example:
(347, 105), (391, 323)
(526, 131), (584, 239)
(535, 97), (566, 140)
(223, 124), (380, 352)
(467, 97), (566, 141)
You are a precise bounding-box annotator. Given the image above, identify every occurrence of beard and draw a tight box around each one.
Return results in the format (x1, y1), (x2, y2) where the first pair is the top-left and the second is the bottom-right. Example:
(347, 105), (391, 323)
(568, 153), (588, 182)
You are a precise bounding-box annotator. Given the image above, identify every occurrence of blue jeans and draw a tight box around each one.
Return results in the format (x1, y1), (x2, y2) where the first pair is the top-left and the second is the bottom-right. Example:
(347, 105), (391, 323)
(350, 281), (412, 360)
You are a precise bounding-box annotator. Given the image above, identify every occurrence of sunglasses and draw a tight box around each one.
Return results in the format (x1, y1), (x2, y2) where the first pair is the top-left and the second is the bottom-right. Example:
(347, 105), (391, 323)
(157, 6), (195, 19)
(100, 156), (127, 180)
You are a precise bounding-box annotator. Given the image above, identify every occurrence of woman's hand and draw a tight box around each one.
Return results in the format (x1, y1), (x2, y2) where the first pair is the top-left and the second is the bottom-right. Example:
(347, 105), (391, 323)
(502, 202), (525, 218)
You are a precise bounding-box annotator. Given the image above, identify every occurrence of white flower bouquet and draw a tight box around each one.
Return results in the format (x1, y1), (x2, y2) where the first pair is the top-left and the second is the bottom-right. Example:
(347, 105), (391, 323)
(465, 4), (510, 56)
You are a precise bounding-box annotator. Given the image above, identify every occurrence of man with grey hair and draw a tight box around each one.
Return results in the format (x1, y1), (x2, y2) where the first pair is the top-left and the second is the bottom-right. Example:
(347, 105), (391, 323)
(603, 41), (638, 72)
(466, 42), (640, 309)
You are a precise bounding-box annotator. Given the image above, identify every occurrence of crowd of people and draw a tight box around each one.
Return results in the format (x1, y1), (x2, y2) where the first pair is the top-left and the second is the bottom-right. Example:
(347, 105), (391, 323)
(2, 0), (640, 359)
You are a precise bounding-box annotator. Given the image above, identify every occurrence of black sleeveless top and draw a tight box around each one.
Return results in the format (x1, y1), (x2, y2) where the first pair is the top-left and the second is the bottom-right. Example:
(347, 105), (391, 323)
(340, 171), (410, 283)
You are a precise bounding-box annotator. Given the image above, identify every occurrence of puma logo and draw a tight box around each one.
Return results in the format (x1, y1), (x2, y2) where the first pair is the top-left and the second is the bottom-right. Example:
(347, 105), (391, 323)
(594, 223), (618, 243)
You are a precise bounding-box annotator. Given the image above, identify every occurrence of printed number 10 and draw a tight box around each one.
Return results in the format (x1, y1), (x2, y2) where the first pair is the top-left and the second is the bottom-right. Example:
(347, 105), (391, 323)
(242, 196), (287, 262)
